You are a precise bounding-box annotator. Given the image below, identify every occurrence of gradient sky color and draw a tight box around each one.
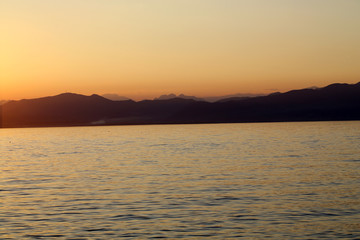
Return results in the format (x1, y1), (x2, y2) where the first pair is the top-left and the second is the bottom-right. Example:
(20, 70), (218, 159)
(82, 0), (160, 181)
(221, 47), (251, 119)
(1, 0), (360, 100)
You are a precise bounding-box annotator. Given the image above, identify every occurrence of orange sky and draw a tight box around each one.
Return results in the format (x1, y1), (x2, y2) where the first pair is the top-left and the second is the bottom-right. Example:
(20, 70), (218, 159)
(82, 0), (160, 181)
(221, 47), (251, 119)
(1, 0), (360, 100)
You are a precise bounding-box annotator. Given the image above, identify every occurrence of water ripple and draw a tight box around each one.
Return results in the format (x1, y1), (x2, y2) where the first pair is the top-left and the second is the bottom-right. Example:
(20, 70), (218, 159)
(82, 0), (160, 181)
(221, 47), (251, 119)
(1, 122), (360, 239)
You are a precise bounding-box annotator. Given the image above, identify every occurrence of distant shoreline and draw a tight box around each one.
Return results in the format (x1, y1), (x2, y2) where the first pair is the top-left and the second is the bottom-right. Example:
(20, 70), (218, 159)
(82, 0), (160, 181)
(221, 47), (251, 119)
(1, 82), (360, 129)
(1, 119), (360, 130)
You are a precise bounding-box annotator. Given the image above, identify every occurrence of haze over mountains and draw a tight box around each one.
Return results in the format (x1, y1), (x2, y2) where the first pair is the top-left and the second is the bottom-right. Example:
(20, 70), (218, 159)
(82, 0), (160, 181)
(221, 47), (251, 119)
(101, 94), (130, 101)
(152, 93), (266, 102)
(100, 93), (265, 102)
(1, 82), (359, 128)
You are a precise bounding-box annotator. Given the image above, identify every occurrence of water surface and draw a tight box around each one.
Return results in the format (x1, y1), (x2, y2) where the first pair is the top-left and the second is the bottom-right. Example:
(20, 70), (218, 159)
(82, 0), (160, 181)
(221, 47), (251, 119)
(1, 122), (360, 239)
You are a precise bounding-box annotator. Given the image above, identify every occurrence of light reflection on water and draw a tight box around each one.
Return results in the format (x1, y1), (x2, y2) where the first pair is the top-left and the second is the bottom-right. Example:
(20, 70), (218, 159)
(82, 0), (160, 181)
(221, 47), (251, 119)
(1, 122), (360, 239)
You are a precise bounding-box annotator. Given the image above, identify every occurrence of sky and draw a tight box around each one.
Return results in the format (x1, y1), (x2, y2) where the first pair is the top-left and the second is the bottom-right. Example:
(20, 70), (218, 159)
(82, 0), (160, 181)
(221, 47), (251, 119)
(1, 0), (360, 100)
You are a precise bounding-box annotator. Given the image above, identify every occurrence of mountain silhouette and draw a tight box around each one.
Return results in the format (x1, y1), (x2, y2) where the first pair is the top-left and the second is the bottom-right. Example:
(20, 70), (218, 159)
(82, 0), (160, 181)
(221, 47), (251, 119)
(101, 94), (130, 101)
(154, 93), (204, 101)
(153, 93), (264, 102)
(1, 82), (360, 128)
(204, 93), (265, 102)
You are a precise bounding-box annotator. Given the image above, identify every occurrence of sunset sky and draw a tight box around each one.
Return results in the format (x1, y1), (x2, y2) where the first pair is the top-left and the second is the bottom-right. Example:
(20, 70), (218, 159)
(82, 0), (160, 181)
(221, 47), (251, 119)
(1, 0), (360, 100)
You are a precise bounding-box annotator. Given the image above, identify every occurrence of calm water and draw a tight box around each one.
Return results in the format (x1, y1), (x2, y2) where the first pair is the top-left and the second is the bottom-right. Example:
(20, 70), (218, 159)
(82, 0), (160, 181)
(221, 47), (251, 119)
(1, 122), (359, 239)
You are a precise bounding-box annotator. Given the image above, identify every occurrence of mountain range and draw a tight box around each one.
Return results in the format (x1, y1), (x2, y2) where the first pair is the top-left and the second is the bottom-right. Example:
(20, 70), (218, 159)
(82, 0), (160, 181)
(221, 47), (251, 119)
(1, 82), (360, 128)
(99, 93), (265, 102)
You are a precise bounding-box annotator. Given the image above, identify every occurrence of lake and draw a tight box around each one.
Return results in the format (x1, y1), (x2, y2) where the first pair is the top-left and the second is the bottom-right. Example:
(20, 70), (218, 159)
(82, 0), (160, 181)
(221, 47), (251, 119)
(1, 122), (359, 239)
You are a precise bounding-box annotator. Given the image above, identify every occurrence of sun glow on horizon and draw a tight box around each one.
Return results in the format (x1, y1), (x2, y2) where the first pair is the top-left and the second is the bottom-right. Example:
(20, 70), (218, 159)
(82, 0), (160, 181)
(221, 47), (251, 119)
(1, 0), (360, 100)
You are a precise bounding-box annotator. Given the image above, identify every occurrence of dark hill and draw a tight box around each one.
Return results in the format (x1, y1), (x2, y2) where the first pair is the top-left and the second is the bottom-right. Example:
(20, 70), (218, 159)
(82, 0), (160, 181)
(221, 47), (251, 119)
(0, 94), (197, 127)
(1, 82), (360, 128)
(174, 82), (360, 123)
